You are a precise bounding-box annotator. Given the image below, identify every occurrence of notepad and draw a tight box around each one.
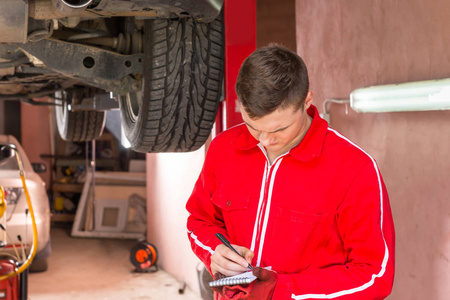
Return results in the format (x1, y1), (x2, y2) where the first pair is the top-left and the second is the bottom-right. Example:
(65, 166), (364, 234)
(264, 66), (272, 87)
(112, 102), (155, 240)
(209, 271), (257, 287)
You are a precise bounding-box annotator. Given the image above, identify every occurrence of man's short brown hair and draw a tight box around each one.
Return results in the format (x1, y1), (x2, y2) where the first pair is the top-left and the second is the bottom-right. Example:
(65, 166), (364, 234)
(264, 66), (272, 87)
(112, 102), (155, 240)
(235, 44), (310, 119)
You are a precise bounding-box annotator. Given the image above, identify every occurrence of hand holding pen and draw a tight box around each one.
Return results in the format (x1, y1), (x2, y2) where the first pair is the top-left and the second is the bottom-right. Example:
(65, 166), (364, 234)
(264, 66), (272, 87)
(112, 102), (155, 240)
(216, 233), (253, 270)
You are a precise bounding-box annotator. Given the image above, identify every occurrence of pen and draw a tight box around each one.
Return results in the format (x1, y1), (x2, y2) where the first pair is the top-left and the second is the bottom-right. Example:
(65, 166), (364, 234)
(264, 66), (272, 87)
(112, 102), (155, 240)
(215, 233), (253, 270)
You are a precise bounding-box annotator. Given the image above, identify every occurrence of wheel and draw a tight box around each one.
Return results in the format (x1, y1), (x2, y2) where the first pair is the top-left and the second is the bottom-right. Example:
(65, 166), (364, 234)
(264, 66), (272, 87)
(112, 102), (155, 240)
(29, 257), (48, 273)
(55, 90), (106, 142)
(119, 15), (224, 153)
(29, 240), (51, 273)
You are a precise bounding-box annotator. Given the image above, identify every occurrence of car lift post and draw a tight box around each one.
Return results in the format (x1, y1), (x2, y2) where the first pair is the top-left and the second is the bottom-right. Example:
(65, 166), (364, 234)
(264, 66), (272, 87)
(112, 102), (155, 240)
(216, 0), (256, 135)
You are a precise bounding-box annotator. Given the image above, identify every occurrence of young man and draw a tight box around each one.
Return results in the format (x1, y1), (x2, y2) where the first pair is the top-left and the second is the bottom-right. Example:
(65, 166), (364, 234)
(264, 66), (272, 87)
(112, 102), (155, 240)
(186, 45), (395, 299)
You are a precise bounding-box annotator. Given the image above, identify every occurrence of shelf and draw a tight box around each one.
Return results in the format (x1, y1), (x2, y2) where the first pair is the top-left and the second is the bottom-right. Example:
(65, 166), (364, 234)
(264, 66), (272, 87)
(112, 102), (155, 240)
(48, 133), (123, 226)
(51, 212), (75, 223)
(52, 183), (83, 193)
(54, 158), (117, 168)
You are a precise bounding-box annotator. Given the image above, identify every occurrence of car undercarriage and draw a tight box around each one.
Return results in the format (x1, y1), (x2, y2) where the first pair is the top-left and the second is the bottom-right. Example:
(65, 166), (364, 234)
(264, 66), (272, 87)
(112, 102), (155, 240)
(0, 0), (225, 152)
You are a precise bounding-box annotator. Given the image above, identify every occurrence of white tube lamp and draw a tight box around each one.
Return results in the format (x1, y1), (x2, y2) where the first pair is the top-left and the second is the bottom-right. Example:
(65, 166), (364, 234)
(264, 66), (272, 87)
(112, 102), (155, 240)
(350, 78), (450, 113)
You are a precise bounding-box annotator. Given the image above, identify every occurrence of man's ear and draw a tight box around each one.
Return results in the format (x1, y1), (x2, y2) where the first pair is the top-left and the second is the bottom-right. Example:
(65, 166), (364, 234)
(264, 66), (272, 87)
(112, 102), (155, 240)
(237, 100), (242, 113)
(304, 91), (313, 110)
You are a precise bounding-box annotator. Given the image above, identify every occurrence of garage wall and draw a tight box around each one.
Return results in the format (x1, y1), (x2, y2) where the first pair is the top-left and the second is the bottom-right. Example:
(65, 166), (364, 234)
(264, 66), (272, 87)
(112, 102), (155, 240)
(0, 101), (4, 134)
(295, 0), (450, 299)
(145, 150), (206, 293)
(20, 104), (52, 188)
(257, 0), (296, 50)
(3, 101), (22, 140)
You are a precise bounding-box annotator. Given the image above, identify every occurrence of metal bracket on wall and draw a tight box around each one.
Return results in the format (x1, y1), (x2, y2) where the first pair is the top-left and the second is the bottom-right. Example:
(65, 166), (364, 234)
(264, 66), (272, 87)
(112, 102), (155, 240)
(321, 99), (350, 124)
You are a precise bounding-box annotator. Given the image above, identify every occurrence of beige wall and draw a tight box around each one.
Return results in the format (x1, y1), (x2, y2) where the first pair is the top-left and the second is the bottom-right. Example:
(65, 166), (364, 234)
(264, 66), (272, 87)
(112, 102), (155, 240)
(295, 0), (450, 299)
(145, 149), (206, 294)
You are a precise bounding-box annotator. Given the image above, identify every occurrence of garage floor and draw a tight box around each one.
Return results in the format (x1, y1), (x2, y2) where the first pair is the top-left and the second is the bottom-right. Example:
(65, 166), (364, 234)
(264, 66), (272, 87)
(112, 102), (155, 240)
(28, 226), (202, 300)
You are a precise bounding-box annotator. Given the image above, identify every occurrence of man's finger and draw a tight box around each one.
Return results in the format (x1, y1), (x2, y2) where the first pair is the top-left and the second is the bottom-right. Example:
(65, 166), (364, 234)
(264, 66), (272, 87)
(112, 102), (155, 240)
(215, 244), (249, 268)
(211, 257), (248, 276)
(212, 253), (248, 271)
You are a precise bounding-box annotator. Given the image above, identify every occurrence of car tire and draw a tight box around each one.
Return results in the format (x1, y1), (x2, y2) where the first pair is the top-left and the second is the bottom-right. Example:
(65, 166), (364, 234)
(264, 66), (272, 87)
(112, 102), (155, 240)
(29, 257), (48, 273)
(119, 15), (224, 153)
(29, 239), (51, 273)
(55, 90), (106, 142)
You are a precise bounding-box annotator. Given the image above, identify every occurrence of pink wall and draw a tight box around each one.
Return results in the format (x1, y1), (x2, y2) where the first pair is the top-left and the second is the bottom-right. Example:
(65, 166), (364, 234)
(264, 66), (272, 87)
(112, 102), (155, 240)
(20, 103), (52, 189)
(295, 0), (450, 299)
(257, 0), (296, 50)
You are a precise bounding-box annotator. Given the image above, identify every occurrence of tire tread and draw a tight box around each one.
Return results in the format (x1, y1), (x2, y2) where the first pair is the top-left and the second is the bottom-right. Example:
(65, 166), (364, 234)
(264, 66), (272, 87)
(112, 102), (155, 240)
(120, 15), (224, 152)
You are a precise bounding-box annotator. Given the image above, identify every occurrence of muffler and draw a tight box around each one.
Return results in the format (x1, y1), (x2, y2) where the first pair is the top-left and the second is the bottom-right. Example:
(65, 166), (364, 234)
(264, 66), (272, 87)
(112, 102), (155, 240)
(51, 0), (93, 15)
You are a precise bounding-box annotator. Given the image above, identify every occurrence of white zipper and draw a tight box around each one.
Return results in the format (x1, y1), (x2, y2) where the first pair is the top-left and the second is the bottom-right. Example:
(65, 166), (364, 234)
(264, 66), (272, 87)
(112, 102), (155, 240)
(250, 144), (286, 266)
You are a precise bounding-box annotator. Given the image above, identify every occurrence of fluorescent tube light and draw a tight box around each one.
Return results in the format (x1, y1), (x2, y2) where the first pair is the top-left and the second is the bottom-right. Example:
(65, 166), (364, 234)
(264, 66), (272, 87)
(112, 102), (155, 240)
(350, 78), (450, 113)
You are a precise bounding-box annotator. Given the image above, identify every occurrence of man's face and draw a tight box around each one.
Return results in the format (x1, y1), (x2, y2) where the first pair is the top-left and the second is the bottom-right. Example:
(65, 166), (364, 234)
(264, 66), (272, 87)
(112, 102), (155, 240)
(240, 92), (313, 160)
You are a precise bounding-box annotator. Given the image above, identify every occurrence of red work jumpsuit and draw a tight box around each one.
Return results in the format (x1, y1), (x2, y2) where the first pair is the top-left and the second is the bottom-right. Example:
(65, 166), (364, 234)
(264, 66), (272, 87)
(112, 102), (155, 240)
(186, 105), (395, 299)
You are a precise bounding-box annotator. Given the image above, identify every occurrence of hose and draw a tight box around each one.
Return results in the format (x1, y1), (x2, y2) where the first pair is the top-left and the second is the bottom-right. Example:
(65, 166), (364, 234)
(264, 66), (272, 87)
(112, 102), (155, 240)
(0, 147), (38, 280)
(0, 186), (5, 218)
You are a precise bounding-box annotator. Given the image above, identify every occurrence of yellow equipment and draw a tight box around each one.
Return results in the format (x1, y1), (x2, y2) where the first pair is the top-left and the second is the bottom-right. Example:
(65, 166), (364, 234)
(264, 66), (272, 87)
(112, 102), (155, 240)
(0, 145), (38, 280)
(0, 186), (5, 218)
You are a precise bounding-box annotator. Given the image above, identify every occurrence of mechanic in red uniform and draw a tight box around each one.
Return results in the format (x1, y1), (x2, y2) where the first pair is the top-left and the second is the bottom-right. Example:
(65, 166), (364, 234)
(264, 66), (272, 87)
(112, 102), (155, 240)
(186, 44), (395, 299)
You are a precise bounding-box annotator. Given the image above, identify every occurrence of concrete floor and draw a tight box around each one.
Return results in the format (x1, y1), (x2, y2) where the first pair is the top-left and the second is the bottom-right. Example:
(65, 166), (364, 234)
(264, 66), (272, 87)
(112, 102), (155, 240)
(28, 226), (202, 300)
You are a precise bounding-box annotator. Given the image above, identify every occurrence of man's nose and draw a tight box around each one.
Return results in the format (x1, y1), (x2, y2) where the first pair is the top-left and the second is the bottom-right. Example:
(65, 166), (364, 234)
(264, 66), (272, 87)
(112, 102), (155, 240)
(259, 132), (274, 146)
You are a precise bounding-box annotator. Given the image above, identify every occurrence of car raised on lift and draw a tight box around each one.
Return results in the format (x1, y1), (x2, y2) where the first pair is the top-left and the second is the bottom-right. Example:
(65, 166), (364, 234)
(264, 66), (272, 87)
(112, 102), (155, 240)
(0, 0), (225, 153)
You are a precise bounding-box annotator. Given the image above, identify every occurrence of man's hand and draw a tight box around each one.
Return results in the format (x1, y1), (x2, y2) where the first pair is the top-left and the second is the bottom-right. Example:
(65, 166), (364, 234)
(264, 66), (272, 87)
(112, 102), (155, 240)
(211, 267), (278, 300)
(211, 244), (254, 276)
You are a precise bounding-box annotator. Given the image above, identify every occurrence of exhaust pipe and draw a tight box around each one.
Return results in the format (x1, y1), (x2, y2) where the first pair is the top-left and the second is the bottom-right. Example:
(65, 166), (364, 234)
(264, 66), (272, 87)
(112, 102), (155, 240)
(51, 0), (93, 15)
